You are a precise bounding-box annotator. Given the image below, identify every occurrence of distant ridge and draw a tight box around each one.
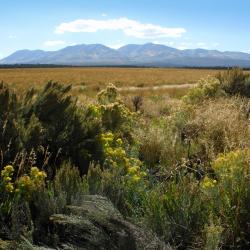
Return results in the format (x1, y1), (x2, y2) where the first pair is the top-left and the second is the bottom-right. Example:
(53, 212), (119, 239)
(1, 43), (250, 67)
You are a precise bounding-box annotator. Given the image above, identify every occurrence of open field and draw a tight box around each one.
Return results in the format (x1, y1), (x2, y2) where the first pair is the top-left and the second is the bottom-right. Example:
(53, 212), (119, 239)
(0, 67), (219, 89)
(0, 67), (249, 98)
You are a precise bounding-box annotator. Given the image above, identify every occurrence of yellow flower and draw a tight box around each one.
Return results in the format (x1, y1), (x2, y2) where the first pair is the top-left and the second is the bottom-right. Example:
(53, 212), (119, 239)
(115, 148), (126, 157)
(4, 176), (12, 182)
(37, 171), (47, 179)
(18, 176), (33, 189)
(5, 182), (14, 193)
(128, 166), (139, 174)
(132, 175), (141, 182)
(201, 176), (216, 189)
(116, 138), (123, 145)
(4, 165), (14, 173)
(1, 165), (14, 177)
(30, 167), (39, 178)
(124, 158), (130, 169)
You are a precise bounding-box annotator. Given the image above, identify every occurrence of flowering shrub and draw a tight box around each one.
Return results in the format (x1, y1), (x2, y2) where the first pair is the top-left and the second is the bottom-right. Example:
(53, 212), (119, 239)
(88, 84), (134, 133)
(100, 132), (146, 183)
(84, 132), (148, 216)
(0, 165), (15, 194)
(97, 84), (118, 105)
(16, 167), (47, 199)
(0, 165), (47, 214)
(201, 149), (250, 247)
(212, 149), (248, 180)
(183, 76), (224, 105)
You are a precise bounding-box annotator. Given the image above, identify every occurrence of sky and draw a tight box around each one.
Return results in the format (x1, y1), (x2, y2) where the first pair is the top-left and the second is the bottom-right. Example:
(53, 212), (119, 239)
(0, 0), (250, 59)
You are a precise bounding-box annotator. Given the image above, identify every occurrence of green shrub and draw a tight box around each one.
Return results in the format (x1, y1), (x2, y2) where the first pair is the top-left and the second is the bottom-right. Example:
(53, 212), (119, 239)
(0, 82), (103, 174)
(22, 82), (102, 174)
(54, 162), (83, 204)
(144, 173), (209, 248)
(0, 83), (20, 163)
(137, 125), (168, 169)
(30, 185), (67, 245)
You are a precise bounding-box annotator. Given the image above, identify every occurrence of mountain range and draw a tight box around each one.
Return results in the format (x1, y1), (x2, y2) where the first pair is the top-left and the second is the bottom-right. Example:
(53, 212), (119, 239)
(1, 43), (250, 67)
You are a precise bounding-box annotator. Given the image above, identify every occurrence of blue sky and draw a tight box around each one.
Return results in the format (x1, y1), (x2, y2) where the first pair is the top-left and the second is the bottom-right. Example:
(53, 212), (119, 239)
(0, 0), (250, 58)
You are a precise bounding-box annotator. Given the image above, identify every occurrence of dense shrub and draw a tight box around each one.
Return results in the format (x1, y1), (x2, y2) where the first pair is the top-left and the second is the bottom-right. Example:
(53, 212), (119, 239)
(0, 82), (103, 174)
(0, 83), (20, 162)
(217, 67), (250, 97)
(21, 82), (102, 174)
(54, 162), (83, 204)
(144, 174), (209, 248)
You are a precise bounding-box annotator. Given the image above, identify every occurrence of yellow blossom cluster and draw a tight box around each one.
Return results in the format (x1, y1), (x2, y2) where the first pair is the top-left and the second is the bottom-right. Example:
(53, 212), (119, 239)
(100, 132), (147, 183)
(201, 176), (217, 189)
(213, 149), (249, 179)
(16, 167), (47, 197)
(1, 165), (14, 193)
(88, 104), (101, 118)
(0, 165), (47, 198)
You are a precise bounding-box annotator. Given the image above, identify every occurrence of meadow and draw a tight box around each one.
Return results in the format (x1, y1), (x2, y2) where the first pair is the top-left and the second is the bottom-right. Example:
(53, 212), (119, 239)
(0, 67), (222, 97)
(1, 67), (250, 249)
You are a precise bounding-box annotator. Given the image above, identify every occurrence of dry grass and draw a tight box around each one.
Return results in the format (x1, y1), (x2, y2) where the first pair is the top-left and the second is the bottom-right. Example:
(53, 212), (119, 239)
(0, 67), (219, 88)
(1, 67), (246, 98)
(187, 97), (250, 158)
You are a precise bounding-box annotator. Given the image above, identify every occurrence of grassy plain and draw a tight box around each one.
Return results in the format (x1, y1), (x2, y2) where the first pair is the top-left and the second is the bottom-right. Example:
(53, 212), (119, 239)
(0, 67), (247, 98)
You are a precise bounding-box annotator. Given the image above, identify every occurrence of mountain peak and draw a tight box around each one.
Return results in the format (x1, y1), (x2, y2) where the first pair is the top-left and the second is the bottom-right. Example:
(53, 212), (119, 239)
(1, 43), (250, 67)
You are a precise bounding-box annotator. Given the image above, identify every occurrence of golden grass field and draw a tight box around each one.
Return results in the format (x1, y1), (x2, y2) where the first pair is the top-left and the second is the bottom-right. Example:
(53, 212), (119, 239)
(0, 67), (245, 98)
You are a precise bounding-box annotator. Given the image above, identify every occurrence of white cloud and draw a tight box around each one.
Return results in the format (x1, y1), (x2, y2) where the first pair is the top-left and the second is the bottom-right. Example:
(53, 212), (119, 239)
(55, 17), (186, 39)
(44, 40), (66, 47)
(153, 41), (175, 46)
(101, 13), (107, 17)
(106, 43), (125, 49)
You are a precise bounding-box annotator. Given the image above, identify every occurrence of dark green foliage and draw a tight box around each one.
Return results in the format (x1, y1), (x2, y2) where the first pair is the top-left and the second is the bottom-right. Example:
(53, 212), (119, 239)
(0, 81), (102, 174)
(0, 82), (20, 164)
(54, 162), (83, 204)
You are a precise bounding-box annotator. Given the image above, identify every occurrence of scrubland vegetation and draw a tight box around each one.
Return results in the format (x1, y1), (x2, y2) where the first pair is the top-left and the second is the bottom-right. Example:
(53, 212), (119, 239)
(0, 67), (250, 249)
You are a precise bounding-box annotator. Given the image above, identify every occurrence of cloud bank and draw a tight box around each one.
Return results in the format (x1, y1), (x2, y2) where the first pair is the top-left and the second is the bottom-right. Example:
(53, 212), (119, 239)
(55, 17), (186, 39)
